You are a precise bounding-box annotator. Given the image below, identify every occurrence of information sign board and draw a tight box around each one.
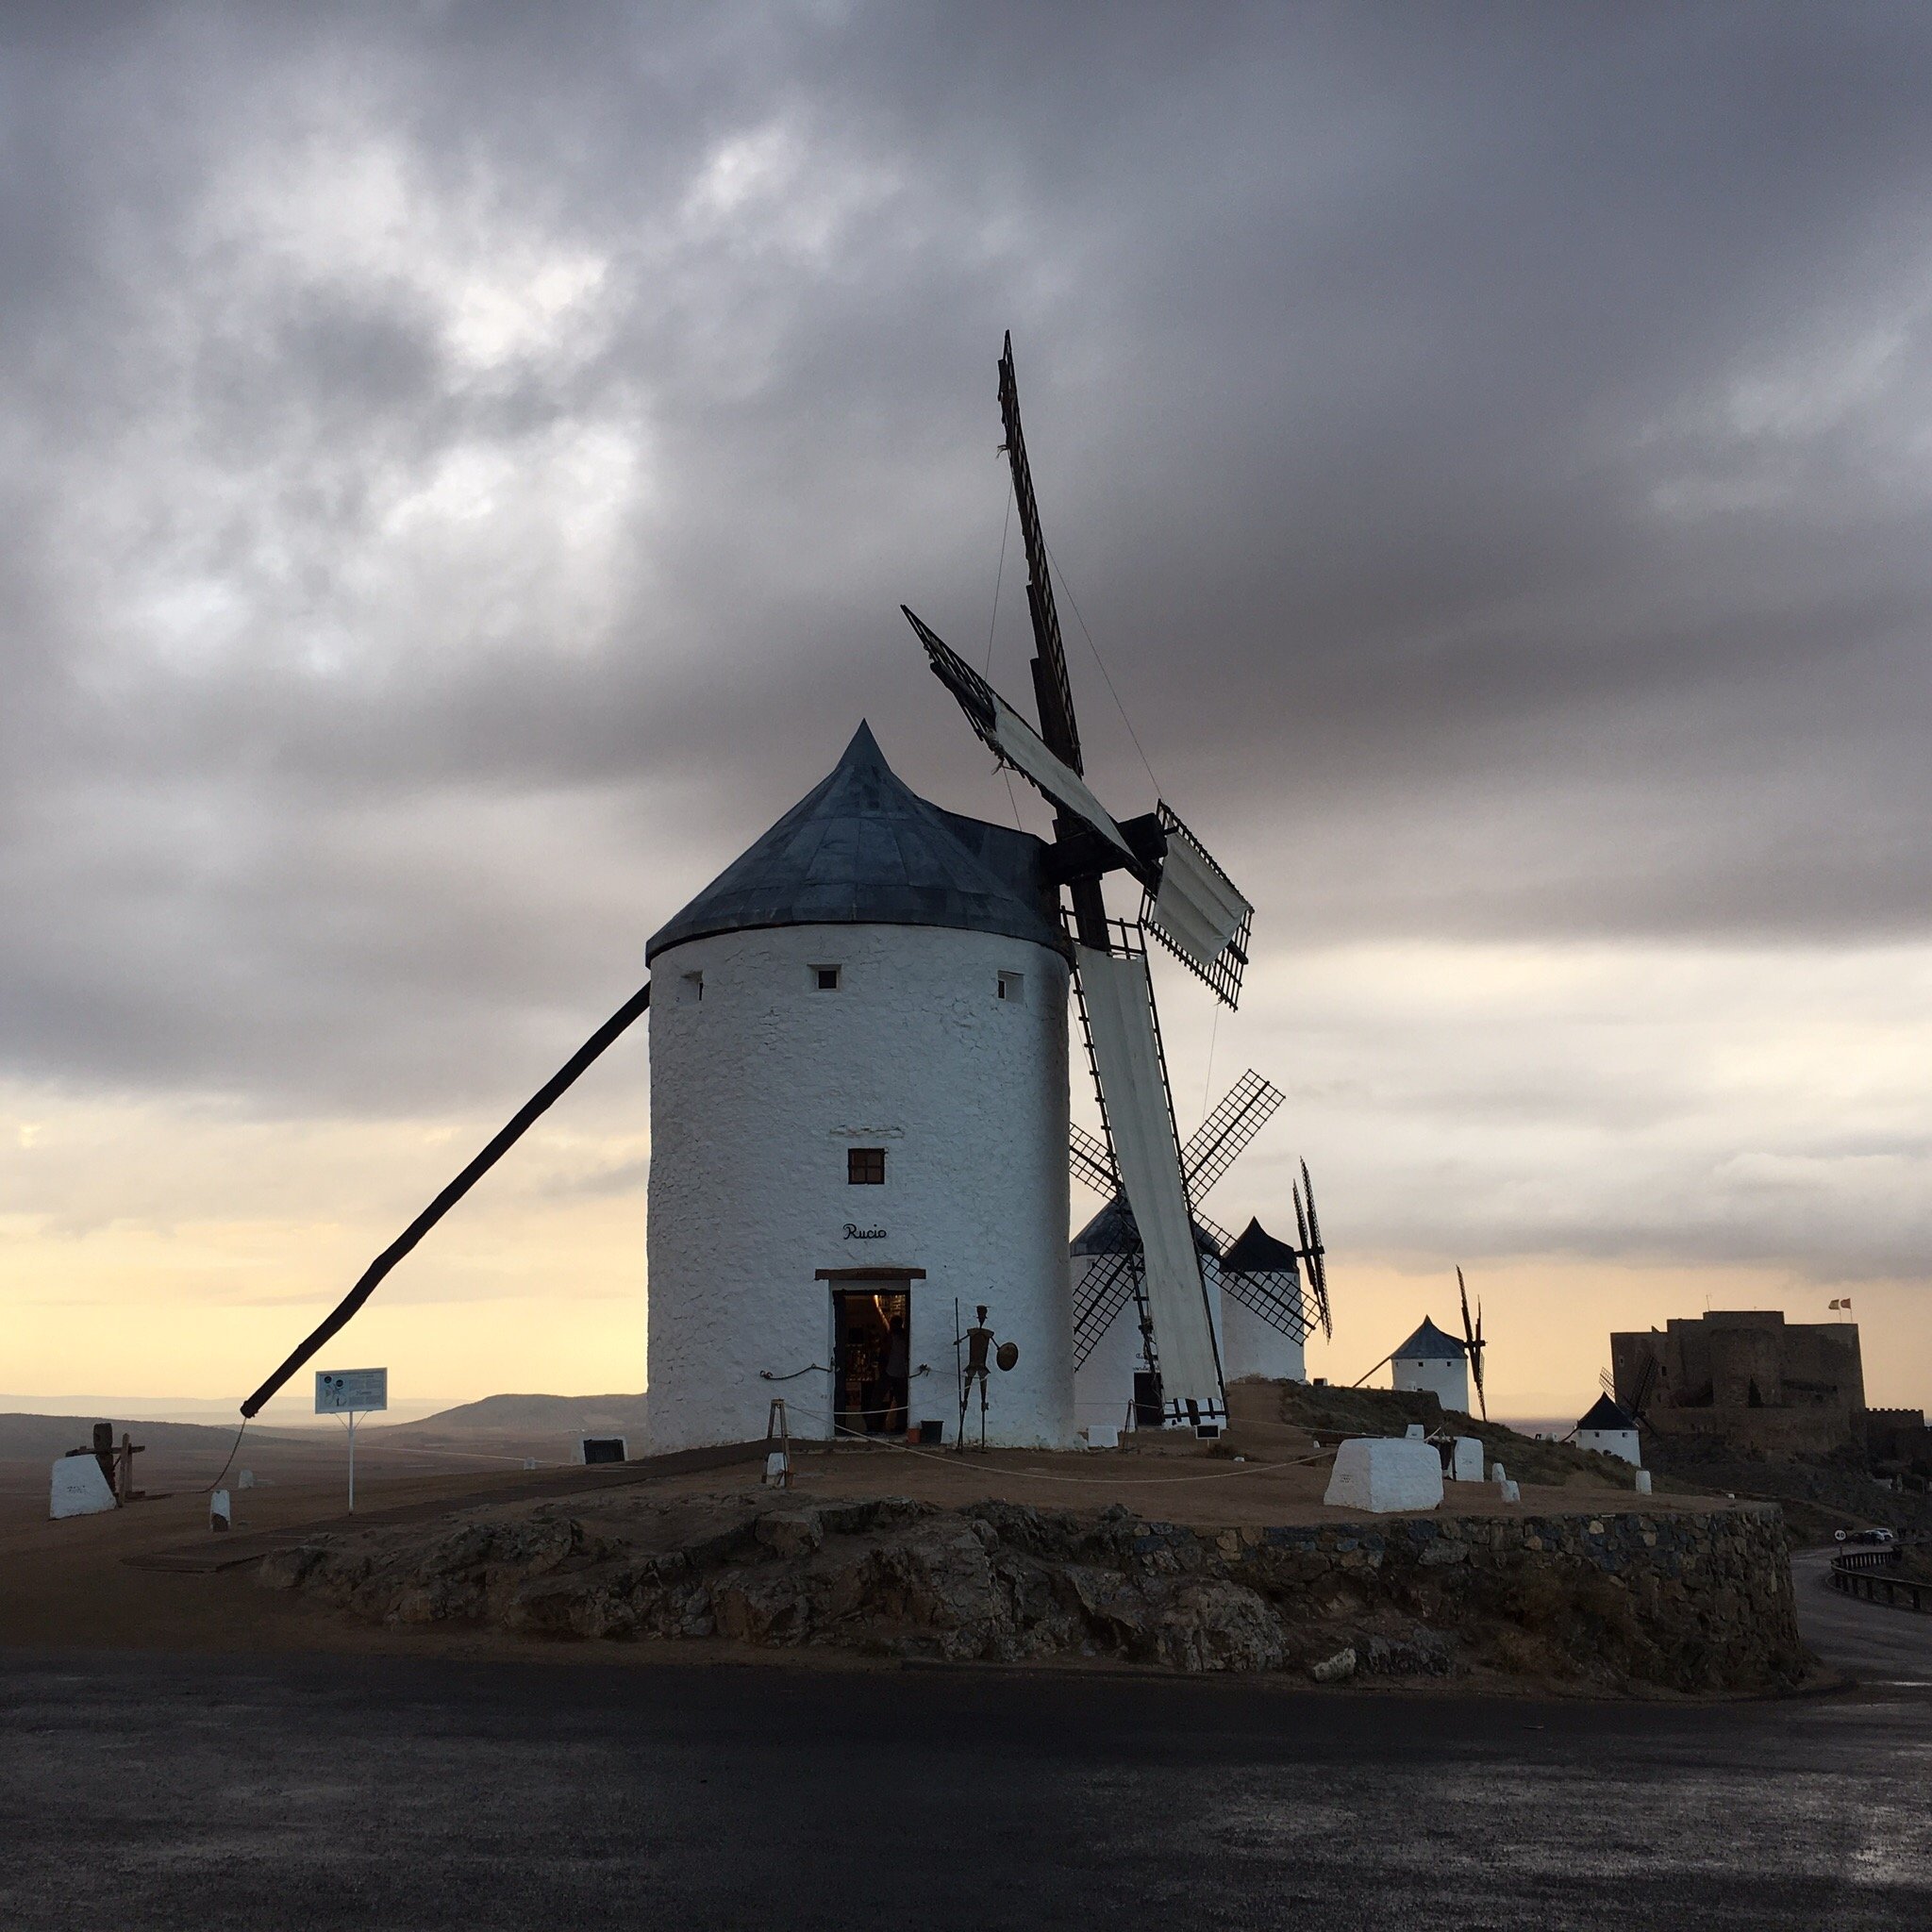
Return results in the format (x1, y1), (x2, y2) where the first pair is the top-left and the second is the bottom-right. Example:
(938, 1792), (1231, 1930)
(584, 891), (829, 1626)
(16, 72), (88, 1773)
(315, 1368), (388, 1414)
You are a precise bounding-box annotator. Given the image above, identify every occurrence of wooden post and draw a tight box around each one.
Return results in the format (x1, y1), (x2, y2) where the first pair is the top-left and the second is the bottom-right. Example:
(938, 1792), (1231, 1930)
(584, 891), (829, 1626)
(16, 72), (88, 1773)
(113, 1432), (145, 1502)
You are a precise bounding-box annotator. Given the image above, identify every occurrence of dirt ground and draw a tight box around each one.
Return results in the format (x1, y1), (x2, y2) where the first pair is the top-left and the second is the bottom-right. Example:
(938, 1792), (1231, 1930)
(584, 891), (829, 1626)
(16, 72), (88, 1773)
(1, 1407), (1734, 1665)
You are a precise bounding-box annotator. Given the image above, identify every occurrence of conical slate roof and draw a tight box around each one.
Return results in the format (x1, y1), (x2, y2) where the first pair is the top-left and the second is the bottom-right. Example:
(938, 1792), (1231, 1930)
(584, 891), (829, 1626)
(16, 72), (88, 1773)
(1392, 1316), (1467, 1361)
(1072, 1196), (1219, 1259)
(646, 722), (1064, 963)
(1222, 1217), (1301, 1274)
(1577, 1394), (1637, 1432)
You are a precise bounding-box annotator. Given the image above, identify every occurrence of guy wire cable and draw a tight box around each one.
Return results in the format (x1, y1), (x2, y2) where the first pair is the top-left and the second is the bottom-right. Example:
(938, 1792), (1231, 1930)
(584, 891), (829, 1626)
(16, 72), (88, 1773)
(205, 1415), (249, 1493)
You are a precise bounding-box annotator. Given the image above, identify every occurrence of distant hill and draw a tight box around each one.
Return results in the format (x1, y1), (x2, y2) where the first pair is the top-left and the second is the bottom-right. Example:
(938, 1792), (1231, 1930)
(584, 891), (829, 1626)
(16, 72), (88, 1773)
(0, 1396), (651, 1469)
(381, 1393), (649, 1441)
(0, 1413), (308, 1461)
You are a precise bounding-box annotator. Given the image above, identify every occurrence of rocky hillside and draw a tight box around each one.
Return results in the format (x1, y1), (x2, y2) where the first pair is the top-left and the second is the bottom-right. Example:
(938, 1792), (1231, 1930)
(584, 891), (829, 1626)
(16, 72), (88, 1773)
(1259, 1381), (1656, 1491)
(258, 1488), (1810, 1696)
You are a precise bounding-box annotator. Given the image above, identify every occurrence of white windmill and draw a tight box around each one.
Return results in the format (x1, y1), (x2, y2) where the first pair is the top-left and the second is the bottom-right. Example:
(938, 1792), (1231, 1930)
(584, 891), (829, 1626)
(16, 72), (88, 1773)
(229, 335), (1330, 1464)
(1069, 1072), (1332, 1431)
(902, 337), (1327, 1434)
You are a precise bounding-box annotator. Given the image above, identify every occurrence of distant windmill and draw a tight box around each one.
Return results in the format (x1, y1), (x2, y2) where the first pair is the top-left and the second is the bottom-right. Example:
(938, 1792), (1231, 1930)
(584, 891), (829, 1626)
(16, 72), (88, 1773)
(1457, 1266), (1488, 1421)
(1067, 1071), (1329, 1372)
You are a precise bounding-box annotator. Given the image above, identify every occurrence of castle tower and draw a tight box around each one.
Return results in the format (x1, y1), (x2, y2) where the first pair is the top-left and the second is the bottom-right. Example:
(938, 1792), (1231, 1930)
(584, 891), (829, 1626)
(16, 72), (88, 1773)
(644, 723), (1075, 1452)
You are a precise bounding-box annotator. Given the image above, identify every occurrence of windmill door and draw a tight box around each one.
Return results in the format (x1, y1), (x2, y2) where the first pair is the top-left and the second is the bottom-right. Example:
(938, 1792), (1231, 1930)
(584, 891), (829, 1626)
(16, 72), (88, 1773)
(831, 1286), (910, 1438)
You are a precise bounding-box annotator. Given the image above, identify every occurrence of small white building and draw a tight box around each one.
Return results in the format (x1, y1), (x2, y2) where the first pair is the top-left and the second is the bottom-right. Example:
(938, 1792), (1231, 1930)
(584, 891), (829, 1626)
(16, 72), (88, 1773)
(645, 723), (1077, 1454)
(1574, 1393), (1642, 1466)
(1391, 1316), (1470, 1415)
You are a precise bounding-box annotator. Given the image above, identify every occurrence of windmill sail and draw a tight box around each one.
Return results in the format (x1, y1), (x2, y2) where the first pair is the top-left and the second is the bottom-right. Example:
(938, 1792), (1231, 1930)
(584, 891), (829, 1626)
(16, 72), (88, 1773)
(1142, 804), (1253, 1008)
(998, 331), (1082, 770)
(1075, 944), (1224, 1411)
(904, 610), (1140, 869)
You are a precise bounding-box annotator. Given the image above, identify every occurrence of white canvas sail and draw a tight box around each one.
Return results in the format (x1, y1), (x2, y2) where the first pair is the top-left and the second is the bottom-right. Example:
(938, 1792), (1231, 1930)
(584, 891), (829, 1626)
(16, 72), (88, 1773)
(1076, 946), (1224, 1413)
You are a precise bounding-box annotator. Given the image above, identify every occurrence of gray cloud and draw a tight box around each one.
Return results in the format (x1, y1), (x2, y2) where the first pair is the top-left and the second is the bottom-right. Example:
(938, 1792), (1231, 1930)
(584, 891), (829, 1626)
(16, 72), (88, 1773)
(5, 3), (1932, 1284)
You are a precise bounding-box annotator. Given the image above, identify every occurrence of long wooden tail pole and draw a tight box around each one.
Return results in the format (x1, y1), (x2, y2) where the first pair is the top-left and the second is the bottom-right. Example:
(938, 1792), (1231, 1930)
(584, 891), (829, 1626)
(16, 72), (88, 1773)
(239, 980), (652, 1418)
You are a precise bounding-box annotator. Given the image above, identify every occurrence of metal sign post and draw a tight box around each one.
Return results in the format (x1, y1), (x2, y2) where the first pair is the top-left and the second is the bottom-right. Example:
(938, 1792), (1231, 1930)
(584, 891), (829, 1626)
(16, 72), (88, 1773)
(315, 1368), (388, 1512)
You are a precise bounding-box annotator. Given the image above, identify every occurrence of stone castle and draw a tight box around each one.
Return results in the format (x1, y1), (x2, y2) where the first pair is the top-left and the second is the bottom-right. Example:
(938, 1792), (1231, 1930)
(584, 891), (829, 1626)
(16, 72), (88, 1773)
(1610, 1309), (1866, 1457)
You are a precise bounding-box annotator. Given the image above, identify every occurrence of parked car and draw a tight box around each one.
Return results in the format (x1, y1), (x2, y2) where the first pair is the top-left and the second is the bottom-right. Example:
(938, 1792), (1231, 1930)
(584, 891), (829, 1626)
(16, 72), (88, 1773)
(1836, 1526), (1897, 1545)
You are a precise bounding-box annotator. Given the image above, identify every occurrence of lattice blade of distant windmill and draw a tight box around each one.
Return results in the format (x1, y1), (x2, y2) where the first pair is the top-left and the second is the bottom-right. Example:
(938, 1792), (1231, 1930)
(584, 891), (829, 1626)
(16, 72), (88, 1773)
(1294, 1164), (1332, 1341)
(1072, 1246), (1144, 1369)
(1180, 1070), (1283, 1202)
(1183, 1071), (1307, 1341)
(1216, 1262), (1315, 1346)
(1627, 1353), (1660, 1424)
(1069, 1122), (1118, 1198)
(1459, 1267), (1488, 1422)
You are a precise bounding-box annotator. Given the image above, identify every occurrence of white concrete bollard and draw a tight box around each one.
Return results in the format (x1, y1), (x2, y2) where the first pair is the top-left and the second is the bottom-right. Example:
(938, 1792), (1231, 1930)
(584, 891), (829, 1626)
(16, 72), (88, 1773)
(49, 1455), (118, 1520)
(239, 1470), (255, 1490)
(1324, 1438), (1444, 1513)
(1084, 1424), (1121, 1450)
(1404, 1423), (1426, 1441)
(1451, 1437), (1485, 1482)
(1633, 1469), (1653, 1495)
(1498, 1478), (1521, 1503)
(1491, 1461), (1507, 1484)
(209, 1489), (231, 1531)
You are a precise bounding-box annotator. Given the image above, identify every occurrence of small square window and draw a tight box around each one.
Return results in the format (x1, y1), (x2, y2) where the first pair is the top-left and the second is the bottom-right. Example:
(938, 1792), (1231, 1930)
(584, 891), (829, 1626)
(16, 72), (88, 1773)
(814, 965), (841, 991)
(997, 971), (1024, 1004)
(848, 1146), (886, 1185)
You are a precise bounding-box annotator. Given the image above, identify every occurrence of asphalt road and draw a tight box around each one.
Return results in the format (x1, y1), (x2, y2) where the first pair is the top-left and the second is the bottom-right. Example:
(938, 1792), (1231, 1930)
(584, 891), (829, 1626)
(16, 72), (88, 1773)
(2, 1559), (1928, 1931)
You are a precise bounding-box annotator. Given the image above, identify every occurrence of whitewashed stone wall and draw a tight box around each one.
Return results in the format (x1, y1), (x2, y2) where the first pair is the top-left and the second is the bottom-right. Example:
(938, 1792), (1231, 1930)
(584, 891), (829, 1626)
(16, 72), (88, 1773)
(1222, 1280), (1307, 1384)
(1577, 1425), (1642, 1466)
(647, 921), (1074, 1452)
(1392, 1352), (1470, 1415)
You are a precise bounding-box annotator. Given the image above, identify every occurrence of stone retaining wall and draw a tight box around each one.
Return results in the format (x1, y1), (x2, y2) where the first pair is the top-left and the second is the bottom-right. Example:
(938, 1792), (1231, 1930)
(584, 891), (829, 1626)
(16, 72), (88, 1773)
(258, 1494), (1808, 1694)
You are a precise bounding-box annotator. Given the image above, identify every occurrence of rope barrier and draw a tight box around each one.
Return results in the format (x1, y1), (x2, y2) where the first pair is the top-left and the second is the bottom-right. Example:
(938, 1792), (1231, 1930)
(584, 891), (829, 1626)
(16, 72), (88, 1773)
(774, 1399), (1333, 1487)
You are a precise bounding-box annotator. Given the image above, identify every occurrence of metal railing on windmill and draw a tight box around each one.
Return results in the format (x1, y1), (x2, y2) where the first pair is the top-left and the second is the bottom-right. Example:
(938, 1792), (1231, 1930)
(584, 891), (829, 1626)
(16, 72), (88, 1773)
(903, 332), (1330, 1441)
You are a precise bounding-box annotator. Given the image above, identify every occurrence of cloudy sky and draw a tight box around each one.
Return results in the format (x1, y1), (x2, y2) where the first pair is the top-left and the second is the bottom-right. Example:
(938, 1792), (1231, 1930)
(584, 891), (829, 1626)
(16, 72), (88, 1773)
(4, 3), (1931, 1421)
